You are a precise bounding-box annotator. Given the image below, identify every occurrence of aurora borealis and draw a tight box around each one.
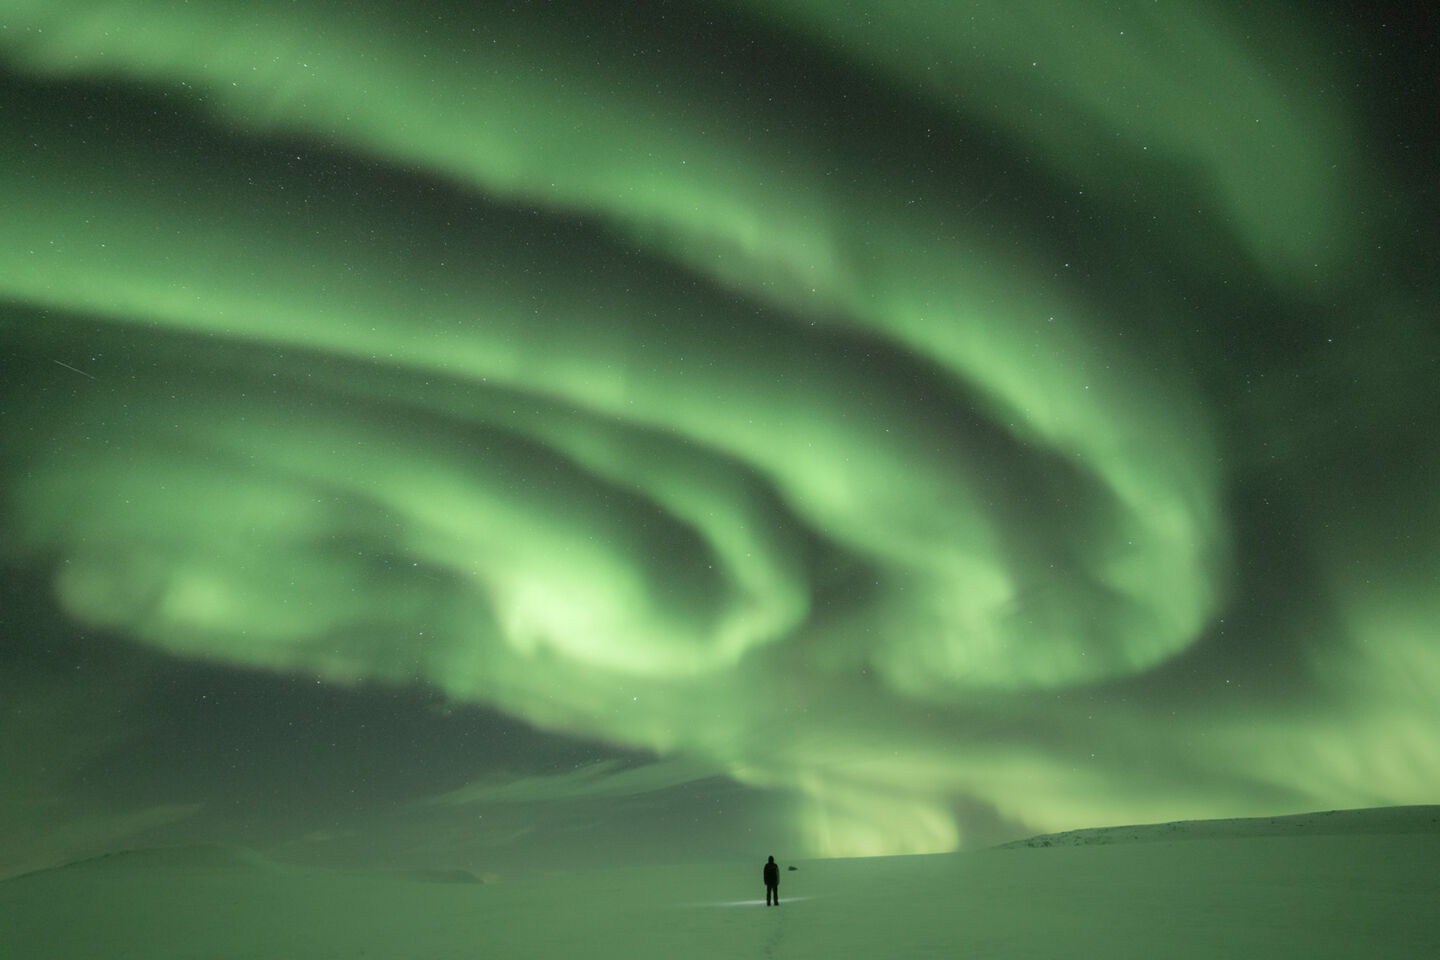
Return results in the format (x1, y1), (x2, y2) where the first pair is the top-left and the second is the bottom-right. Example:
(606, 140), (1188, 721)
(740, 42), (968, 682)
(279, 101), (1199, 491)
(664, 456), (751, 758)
(1, 0), (1436, 875)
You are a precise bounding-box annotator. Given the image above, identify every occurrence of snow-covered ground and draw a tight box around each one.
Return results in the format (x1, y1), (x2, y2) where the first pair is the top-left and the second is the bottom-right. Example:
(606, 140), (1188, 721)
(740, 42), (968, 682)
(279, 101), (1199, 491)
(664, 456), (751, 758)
(2, 807), (1436, 959)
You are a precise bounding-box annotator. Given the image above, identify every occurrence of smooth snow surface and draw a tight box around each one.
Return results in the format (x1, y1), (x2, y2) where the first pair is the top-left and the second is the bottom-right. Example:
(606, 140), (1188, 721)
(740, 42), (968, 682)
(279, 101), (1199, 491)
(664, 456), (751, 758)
(2, 808), (1437, 959)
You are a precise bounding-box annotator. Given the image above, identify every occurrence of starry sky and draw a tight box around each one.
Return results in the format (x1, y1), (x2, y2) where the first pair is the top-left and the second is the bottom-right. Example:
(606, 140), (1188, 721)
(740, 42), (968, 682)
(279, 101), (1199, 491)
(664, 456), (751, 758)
(1, 0), (1436, 878)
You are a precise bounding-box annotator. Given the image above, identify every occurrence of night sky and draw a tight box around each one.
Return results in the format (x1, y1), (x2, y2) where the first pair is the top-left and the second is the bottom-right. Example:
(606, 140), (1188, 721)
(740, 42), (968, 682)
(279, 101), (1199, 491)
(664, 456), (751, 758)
(1, 0), (1436, 879)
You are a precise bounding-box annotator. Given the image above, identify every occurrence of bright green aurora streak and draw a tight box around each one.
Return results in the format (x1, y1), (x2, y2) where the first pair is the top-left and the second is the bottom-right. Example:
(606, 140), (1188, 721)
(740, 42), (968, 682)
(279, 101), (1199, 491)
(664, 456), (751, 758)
(1, 0), (1435, 863)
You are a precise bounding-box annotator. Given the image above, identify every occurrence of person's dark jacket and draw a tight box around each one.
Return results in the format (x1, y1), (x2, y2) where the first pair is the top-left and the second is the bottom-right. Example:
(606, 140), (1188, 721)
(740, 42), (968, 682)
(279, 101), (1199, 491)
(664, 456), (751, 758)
(763, 860), (779, 886)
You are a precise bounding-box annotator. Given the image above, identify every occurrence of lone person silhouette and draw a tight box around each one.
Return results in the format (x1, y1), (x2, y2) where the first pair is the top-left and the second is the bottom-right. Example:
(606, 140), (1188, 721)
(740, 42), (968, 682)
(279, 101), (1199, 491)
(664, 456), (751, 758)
(763, 855), (780, 906)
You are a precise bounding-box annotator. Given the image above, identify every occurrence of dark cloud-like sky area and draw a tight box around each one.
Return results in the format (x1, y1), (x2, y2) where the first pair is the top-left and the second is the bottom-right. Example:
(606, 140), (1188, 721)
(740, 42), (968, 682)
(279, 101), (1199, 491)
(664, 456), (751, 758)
(0, 0), (1436, 878)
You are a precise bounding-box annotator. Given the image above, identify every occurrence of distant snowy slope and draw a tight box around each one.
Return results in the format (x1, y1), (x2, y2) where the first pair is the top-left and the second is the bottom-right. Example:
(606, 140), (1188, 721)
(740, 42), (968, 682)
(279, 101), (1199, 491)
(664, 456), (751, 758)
(1001, 804), (1440, 848)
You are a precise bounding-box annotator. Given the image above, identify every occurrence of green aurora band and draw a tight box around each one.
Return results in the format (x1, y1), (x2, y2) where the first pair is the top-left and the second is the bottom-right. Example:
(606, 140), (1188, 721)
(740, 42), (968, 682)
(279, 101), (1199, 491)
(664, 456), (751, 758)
(1, 0), (1436, 859)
